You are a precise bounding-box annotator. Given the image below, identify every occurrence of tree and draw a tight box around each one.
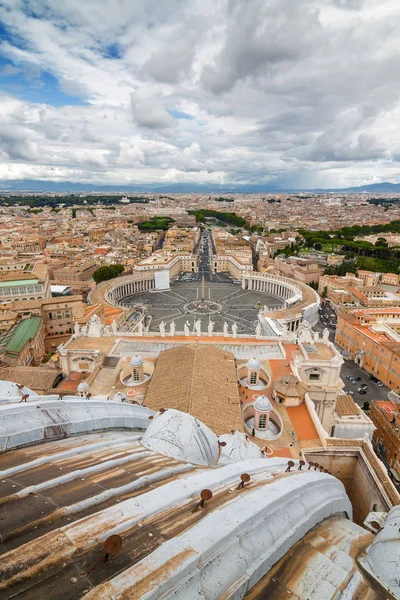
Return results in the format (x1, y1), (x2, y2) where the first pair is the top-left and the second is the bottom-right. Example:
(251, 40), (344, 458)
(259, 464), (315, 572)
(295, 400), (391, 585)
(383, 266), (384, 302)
(321, 286), (328, 299)
(93, 264), (124, 284)
(375, 237), (388, 247)
(362, 401), (370, 411)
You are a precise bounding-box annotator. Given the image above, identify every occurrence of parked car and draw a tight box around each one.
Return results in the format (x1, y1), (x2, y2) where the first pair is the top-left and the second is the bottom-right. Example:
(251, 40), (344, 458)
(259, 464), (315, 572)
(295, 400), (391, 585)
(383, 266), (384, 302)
(377, 381), (384, 387)
(354, 377), (361, 382)
(346, 375), (353, 381)
(357, 388), (367, 394)
(360, 384), (368, 390)
(344, 390), (354, 395)
(369, 375), (379, 382)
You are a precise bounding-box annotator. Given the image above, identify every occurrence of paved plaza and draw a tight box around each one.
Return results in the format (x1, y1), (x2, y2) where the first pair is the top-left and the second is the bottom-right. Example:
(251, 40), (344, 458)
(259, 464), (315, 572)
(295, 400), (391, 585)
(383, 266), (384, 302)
(124, 275), (284, 335)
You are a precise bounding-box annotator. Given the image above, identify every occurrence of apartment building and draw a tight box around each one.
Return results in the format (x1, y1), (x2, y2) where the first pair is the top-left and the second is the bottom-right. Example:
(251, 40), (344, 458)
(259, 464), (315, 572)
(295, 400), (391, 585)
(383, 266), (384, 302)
(357, 270), (381, 287)
(274, 257), (324, 285)
(0, 271), (51, 305)
(336, 308), (400, 392)
(0, 316), (45, 366)
(52, 261), (97, 283)
(8, 296), (86, 352)
(371, 400), (400, 488)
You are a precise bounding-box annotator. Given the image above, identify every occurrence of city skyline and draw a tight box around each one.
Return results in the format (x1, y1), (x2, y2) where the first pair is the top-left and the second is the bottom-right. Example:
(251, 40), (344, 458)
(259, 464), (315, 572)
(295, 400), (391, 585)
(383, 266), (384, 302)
(2, 0), (400, 189)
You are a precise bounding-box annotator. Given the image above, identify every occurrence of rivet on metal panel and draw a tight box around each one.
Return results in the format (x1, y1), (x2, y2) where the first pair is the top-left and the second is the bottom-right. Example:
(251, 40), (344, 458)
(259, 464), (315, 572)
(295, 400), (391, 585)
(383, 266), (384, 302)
(83, 534), (123, 576)
(192, 489), (213, 512)
(237, 473), (251, 490)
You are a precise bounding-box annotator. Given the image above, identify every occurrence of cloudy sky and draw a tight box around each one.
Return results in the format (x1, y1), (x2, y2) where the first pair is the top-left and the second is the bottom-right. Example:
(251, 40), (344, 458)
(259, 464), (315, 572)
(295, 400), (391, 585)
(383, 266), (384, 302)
(0, 0), (399, 188)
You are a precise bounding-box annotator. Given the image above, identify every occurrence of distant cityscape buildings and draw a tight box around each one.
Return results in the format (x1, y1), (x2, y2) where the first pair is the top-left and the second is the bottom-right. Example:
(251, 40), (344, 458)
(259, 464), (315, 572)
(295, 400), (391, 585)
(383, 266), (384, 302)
(0, 191), (399, 599)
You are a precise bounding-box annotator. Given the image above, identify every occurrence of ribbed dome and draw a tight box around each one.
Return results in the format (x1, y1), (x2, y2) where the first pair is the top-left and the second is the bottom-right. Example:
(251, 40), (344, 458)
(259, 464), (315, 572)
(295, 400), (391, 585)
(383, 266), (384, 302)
(141, 408), (219, 466)
(130, 354), (144, 367)
(254, 395), (272, 412)
(246, 357), (261, 370)
(77, 381), (89, 393)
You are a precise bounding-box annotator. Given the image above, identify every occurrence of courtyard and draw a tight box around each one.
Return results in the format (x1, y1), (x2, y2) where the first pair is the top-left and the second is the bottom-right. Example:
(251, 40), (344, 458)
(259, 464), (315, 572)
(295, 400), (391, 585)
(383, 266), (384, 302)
(124, 273), (285, 335)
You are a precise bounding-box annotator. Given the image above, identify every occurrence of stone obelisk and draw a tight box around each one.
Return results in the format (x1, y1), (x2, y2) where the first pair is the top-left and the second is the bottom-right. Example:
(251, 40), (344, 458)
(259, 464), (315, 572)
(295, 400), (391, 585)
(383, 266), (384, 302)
(201, 275), (205, 303)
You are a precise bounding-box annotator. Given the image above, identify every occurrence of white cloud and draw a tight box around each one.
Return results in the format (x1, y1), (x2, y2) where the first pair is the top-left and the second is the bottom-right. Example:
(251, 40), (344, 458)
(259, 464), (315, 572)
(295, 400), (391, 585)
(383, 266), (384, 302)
(0, 0), (399, 187)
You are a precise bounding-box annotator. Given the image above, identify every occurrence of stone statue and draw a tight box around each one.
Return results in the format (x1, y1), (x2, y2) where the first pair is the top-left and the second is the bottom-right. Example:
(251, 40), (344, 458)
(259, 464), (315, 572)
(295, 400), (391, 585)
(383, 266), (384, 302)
(110, 320), (117, 335)
(223, 321), (229, 337)
(208, 319), (214, 336)
(137, 321), (144, 335)
(232, 322), (238, 338)
(58, 343), (67, 356)
(101, 325), (111, 337)
(255, 322), (262, 338)
(169, 321), (176, 336)
(322, 328), (330, 342)
(74, 323), (80, 337)
(184, 320), (190, 336)
(159, 321), (166, 337)
(87, 314), (102, 337)
(298, 320), (313, 344)
(194, 319), (201, 336)
(314, 331), (320, 342)
(81, 323), (88, 336)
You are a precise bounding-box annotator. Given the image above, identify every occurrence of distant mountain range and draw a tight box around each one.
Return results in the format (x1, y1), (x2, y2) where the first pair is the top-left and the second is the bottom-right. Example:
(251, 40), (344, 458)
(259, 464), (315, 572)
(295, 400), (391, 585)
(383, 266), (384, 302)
(1, 179), (400, 194)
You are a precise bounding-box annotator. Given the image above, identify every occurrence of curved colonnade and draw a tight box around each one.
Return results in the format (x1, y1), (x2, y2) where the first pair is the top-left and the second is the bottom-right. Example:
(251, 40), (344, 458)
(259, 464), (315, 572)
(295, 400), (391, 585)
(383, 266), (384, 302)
(88, 272), (155, 308)
(242, 272), (320, 332)
(89, 270), (319, 333)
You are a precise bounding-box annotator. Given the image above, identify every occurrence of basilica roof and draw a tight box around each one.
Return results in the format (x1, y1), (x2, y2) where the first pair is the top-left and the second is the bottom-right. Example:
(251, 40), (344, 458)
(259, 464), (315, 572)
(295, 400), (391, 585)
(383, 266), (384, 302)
(0, 394), (397, 600)
(144, 345), (243, 435)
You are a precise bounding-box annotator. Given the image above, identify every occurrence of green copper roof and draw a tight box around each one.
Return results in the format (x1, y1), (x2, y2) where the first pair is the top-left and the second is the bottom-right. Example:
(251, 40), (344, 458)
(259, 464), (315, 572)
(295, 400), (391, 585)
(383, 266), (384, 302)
(4, 317), (42, 354)
(0, 279), (39, 288)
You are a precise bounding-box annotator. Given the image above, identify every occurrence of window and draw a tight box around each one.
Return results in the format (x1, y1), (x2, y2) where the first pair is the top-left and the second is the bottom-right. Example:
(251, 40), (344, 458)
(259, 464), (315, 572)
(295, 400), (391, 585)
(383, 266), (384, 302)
(250, 372), (257, 385)
(309, 373), (320, 381)
(133, 369), (140, 382)
(258, 414), (267, 429)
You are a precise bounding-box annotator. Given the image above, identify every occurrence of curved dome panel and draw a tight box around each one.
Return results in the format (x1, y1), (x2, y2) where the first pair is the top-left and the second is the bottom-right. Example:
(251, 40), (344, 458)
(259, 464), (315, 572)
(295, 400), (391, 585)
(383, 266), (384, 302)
(0, 380), (36, 404)
(360, 505), (400, 598)
(219, 430), (264, 464)
(141, 408), (219, 466)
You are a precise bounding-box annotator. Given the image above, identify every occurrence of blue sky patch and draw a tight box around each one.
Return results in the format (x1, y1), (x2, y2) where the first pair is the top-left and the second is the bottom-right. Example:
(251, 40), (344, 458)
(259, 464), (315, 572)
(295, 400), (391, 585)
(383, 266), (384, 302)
(167, 109), (195, 120)
(101, 43), (122, 59)
(0, 57), (86, 106)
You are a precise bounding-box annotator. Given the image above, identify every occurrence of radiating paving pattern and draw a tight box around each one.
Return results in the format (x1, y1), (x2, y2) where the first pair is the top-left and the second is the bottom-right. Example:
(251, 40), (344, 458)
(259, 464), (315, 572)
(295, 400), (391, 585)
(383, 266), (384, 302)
(125, 278), (285, 334)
